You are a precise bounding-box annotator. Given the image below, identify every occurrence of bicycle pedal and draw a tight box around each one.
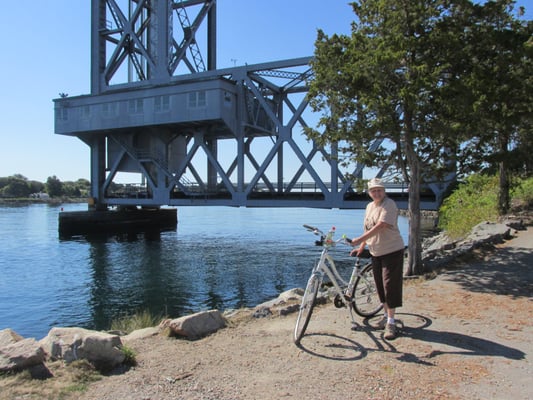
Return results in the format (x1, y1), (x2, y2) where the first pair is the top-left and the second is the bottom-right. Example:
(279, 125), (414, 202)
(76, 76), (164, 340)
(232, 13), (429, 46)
(333, 294), (346, 308)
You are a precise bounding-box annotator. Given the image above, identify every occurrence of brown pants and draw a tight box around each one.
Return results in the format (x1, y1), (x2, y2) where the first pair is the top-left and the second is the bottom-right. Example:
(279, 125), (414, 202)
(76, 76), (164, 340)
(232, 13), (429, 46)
(372, 249), (404, 309)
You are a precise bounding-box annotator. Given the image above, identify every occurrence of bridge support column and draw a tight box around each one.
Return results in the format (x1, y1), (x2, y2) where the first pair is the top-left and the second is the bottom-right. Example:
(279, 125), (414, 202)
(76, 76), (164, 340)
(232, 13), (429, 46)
(90, 136), (107, 211)
(206, 138), (218, 191)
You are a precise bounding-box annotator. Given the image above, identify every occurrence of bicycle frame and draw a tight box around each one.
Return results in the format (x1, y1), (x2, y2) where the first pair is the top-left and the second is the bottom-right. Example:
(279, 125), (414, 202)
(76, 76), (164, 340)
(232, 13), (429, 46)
(304, 225), (366, 314)
(294, 225), (382, 345)
(313, 250), (353, 306)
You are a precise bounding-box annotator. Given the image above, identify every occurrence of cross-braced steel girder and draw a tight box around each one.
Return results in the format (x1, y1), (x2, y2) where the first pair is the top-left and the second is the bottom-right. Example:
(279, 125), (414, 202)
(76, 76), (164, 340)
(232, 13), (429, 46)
(55, 0), (441, 211)
(92, 0), (216, 92)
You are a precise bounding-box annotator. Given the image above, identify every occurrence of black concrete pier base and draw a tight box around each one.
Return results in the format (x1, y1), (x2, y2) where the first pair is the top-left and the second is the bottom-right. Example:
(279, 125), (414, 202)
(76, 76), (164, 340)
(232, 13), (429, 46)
(58, 207), (177, 237)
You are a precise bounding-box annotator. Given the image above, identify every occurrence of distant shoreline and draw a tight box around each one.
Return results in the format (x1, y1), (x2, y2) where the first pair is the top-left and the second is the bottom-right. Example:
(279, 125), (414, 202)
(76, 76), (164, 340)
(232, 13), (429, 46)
(0, 197), (88, 205)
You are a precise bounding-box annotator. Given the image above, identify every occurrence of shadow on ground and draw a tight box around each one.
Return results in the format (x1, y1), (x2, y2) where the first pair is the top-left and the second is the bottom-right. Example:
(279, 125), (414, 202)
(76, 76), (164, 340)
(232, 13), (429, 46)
(297, 312), (525, 362)
(441, 247), (533, 298)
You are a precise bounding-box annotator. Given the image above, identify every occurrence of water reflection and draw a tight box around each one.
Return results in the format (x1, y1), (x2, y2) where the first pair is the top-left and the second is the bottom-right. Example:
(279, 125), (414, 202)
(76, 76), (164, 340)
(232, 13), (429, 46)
(80, 230), (310, 331)
(1, 205), (417, 338)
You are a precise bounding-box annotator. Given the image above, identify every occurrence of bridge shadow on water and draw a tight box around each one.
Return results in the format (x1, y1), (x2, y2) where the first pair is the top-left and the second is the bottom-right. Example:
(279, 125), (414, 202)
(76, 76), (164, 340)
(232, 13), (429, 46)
(296, 313), (525, 363)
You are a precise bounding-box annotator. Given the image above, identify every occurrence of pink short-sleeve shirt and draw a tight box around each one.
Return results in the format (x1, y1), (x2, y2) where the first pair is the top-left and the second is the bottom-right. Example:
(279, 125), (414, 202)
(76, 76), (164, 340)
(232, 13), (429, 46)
(364, 197), (405, 257)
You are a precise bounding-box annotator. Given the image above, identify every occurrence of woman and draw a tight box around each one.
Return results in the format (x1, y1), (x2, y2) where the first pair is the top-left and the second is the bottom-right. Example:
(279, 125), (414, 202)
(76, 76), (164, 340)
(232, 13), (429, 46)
(350, 178), (405, 340)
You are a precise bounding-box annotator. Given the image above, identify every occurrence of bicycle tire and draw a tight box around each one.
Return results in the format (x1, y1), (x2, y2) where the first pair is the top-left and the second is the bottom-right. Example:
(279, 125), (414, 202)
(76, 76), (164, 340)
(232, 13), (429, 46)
(294, 273), (320, 344)
(350, 263), (383, 317)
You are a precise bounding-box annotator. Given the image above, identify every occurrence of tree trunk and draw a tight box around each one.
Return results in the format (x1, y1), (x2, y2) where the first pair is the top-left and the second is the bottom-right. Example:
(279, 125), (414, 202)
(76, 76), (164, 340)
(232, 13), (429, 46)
(498, 161), (510, 215)
(405, 153), (424, 276)
(496, 132), (511, 215)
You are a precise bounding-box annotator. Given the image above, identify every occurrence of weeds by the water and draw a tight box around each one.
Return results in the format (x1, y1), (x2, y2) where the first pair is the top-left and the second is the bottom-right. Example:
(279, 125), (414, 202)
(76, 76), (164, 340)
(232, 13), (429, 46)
(110, 309), (165, 334)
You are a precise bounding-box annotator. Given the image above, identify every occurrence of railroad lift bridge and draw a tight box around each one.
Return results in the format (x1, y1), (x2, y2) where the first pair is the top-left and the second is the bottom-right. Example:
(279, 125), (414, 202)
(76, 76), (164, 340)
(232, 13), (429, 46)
(54, 0), (447, 234)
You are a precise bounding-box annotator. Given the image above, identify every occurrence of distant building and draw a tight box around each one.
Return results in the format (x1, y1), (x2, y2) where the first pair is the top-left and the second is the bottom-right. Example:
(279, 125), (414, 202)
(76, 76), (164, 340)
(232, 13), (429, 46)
(30, 192), (50, 200)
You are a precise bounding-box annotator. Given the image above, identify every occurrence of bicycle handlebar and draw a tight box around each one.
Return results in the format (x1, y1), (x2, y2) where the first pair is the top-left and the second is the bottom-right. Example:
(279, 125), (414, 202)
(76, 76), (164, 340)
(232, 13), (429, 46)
(303, 224), (320, 234)
(303, 224), (353, 246)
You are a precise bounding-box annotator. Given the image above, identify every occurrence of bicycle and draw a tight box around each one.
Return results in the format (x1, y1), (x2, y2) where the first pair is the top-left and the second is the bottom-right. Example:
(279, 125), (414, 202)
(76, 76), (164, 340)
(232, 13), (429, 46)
(294, 224), (383, 345)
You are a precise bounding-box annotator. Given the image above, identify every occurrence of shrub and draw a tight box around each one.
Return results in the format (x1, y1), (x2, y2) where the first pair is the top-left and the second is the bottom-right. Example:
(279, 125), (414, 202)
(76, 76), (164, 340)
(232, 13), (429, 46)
(120, 345), (137, 366)
(438, 174), (499, 239)
(511, 176), (533, 210)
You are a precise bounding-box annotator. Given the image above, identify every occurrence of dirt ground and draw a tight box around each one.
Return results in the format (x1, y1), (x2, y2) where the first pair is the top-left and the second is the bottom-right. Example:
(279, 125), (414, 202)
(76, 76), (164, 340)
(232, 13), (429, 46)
(3, 227), (532, 400)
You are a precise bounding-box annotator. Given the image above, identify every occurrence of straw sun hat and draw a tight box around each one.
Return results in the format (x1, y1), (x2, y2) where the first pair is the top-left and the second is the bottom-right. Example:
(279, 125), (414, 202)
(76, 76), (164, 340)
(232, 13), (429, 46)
(367, 178), (385, 191)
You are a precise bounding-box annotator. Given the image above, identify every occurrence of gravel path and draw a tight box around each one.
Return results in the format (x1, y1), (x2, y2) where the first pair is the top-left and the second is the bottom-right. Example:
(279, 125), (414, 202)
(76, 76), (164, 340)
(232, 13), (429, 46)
(72, 227), (532, 400)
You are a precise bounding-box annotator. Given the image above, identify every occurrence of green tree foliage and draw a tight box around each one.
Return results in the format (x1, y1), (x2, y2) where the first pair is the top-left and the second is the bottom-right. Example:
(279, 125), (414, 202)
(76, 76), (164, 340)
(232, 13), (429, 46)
(453, 1), (533, 214)
(308, 0), (463, 275)
(0, 175), (32, 198)
(0, 175), (90, 199)
(28, 180), (45, 194)
(45, 175), (64, 198)
(75, 178), (91, 197)
(306, 0), (531, 275)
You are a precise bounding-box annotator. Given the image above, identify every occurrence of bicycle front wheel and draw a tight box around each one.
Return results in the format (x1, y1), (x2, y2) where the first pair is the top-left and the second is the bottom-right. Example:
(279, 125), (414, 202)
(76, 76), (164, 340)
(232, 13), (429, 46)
(350, 264), (383, 317)
(294, 273), (320, 345)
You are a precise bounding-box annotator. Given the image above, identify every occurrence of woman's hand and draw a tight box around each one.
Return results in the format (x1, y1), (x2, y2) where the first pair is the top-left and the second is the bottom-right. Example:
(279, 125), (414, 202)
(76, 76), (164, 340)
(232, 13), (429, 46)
(349, 242), (365, 257)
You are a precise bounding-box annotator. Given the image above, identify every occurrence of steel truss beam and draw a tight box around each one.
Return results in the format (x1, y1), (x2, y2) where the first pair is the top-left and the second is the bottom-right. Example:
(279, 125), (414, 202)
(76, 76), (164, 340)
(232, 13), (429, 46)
(57, 1), (442, 210)
(92, 0), (215, 92)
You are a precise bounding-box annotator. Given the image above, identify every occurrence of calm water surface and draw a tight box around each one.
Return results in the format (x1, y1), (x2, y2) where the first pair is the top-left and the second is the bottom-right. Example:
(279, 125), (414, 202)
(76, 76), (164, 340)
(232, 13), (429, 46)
(0, 203), (409, 339)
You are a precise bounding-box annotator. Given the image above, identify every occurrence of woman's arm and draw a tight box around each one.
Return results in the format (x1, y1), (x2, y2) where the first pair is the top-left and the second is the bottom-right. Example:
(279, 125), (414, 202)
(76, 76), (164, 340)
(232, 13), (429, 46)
(351, 220), (391, 246)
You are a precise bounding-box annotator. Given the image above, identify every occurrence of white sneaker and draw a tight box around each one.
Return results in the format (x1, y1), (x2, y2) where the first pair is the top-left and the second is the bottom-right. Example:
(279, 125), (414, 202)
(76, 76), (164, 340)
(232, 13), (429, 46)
(384, 323), (398, 340)
(375, 316), (387, 330)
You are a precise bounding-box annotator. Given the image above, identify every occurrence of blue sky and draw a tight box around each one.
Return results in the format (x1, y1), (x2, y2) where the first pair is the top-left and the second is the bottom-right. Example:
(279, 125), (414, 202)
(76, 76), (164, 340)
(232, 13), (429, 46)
(0, 0), (531, 183)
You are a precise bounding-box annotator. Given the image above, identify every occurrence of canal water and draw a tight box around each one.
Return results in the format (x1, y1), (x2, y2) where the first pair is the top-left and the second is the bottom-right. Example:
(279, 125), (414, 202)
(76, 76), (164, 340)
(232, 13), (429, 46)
(0, 203), (410, 339)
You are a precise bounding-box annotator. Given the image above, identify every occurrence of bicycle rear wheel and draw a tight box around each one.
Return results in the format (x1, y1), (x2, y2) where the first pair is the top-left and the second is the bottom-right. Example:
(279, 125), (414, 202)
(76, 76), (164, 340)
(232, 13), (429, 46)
(350, 264), (383, 317)
(294, 273), (320, 345)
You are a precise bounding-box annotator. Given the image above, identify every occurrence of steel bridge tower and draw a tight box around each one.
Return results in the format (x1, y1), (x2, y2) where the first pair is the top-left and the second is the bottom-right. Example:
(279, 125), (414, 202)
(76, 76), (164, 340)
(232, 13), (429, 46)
(54, 0), (441, 212)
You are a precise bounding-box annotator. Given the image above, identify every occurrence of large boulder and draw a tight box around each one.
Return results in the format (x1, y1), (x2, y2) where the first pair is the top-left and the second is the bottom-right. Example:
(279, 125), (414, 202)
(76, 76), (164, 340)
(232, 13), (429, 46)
(39, 327), (124, 370)
(163, 310), (226, 339)
(422, 222), (512, 269)
(465, 221), (511, 244)
(122, 326), (160, 344)
(0, 337), (46, 372)
(253, 288), (305, 317)
(0, 328), (24, 348)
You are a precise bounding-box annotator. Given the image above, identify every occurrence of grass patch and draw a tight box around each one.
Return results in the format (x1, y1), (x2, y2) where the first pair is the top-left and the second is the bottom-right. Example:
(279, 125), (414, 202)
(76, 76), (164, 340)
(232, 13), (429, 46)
(110, 309), (165, 334)
(120, 344), (137, 366)
(0, 360), (102, 400)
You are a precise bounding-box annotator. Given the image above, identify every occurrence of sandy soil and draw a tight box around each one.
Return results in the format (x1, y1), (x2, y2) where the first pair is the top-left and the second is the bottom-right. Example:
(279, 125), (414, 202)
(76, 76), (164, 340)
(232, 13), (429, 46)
(69, 226), (533, 400)
(3, 227), (532, 400)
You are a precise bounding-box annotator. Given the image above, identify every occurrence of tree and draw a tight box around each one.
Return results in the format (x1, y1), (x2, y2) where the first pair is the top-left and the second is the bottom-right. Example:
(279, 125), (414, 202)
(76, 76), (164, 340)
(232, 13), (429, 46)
(455, 1), (532, 214)
(28, 180), (45, 194)
(0, 177), (9, 190)
(62, 181), (82, 197)
(306, 0), (531, 275)
(0, 175), (31, 198)
(46, 176), (63, 197)
(75, 178), (91, 196)
(307, 0), (461, 275)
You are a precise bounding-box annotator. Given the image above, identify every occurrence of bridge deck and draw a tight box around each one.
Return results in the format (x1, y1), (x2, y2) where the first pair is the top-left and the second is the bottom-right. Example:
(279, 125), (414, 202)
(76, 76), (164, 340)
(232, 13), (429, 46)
(104, 183), (436, 210)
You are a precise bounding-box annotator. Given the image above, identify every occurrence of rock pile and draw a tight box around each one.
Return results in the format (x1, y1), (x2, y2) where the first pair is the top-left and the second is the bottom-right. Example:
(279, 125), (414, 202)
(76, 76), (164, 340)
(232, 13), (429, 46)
(0, 310), (227, 375)
(421, 221), (514, 269)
